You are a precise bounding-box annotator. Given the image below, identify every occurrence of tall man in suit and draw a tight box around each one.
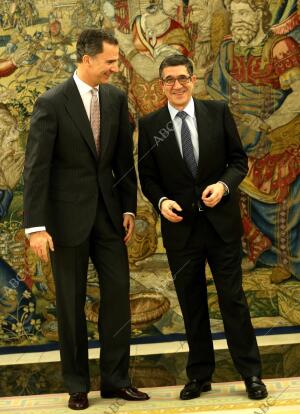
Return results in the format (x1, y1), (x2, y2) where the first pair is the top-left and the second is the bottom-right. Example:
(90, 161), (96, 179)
(138, 54), (268, 401)
(24, 29), (149, 410)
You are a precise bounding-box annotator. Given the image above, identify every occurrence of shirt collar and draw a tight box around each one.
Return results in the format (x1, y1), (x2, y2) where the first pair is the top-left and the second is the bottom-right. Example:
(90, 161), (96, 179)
(73, 71), (99, 96)
(168, 98), (195, 120)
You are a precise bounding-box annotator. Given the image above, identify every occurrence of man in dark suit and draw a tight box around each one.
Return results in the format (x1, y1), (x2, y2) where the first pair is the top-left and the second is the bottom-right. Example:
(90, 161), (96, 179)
(138, 54), (268, 401)
(24, 29), (149, 410)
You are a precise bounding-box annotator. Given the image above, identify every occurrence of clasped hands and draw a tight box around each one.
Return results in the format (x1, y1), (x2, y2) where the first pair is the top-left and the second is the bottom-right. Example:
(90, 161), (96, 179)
(161, 182), (225, 223)
(29, 214), (135, 262)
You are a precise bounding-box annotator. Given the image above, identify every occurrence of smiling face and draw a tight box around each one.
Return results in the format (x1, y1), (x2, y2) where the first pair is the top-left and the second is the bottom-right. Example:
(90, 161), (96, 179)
(79, 41), (119, 86)
(160, 65), (196, 110)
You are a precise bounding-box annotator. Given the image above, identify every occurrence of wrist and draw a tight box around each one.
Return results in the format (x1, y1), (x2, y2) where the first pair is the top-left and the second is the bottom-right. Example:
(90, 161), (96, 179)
(217, 181), (229, 196)
(159, 197), (168, 211)
(160, 199), (169, 210)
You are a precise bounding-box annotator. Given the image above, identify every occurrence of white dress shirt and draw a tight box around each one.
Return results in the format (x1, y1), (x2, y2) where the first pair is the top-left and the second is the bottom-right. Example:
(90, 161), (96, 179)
(73, 71), (99, 120)
(168, 98), (199, 163)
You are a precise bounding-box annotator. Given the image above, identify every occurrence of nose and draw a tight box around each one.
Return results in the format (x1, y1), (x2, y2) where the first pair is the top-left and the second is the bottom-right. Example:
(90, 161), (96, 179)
(173, 79), (183, 88)
(110, 63), (119, 73)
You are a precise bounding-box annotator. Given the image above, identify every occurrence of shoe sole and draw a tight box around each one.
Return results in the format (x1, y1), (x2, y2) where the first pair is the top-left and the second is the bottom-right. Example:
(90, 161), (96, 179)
(180, 383), (212, 400)
(101, 391), (149, 401)
(68, 402), (89, 410)
(202, 384), (212, 392)
(248, 391), (268, 400)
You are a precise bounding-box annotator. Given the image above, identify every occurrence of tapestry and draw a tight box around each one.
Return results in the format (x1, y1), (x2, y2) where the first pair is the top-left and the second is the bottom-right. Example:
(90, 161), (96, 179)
(0, 0), (299, 351)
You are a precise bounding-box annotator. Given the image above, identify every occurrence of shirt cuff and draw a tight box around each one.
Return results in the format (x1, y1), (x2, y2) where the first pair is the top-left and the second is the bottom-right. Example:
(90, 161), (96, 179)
(123, 212), (135, 218)
(25, 226), (46, 234)
(218, 181), (229, 195)
(158, 197), (168, 210)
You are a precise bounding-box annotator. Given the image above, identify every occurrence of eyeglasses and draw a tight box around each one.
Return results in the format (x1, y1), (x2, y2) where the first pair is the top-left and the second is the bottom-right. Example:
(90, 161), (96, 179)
(161, 75), (192, 86)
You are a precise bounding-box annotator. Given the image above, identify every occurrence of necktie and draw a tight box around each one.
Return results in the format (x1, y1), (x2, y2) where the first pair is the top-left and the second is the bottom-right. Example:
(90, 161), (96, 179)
(176, 111), (198, 178)
(90, 88), (100, 154)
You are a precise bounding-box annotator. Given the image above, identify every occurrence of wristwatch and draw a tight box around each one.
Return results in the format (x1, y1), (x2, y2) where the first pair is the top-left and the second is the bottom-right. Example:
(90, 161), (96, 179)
(218, 181), (229, 196)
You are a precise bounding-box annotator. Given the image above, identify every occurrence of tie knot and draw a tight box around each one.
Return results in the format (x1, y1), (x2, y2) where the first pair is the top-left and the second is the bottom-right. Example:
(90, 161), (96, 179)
(91, 88), (98, 97)
(177, 111), (188, 120)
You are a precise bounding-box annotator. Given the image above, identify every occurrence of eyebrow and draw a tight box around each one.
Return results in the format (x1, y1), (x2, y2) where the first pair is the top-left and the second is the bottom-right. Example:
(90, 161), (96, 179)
(164, 75), (189, 78)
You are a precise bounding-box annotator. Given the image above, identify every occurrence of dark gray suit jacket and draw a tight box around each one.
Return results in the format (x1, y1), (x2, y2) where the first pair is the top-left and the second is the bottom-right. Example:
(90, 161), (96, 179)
(24, 77), (137, 246)
(138, 99), (248, 250)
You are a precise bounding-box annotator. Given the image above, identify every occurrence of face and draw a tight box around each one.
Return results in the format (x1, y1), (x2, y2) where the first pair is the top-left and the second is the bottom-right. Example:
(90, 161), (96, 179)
(160, 65), (196, 110)
(83, 41), (119, 86)
(230, 2), (260, 45)
(189, 0), (210, 24)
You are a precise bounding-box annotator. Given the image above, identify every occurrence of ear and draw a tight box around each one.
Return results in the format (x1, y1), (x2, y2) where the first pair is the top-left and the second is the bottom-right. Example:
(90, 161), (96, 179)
(82, 54), (90, 64)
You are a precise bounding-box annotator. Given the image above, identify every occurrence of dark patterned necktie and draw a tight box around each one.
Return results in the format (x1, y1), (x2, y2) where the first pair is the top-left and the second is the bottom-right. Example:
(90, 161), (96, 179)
(176, 111), (198, 178)
(90, 88), (100, 154)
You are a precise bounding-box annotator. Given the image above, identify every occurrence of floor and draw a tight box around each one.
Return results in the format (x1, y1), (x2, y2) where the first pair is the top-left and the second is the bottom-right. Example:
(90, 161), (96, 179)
(1, 378), (300, 414)
(1, 333), (300, 399)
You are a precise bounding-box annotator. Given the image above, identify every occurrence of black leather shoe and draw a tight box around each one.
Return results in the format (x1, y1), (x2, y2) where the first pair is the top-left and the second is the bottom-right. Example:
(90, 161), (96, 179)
(180, 379), (212, 400)
(244, 376), (268, 400)
(68, 392), (89, 410)
(101, 386), (149, 401)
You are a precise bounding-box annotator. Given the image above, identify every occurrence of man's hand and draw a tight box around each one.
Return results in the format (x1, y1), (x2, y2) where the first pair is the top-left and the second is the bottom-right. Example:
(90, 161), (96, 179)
(123, 214), (135, 244)
(29, 231), (54, 262)
(202, 182), (224, 208)
(161, 199), (183, 223)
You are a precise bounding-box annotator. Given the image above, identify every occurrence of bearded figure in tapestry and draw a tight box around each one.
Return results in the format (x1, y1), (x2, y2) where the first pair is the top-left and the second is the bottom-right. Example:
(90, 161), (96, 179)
(206, 0), (300, 282)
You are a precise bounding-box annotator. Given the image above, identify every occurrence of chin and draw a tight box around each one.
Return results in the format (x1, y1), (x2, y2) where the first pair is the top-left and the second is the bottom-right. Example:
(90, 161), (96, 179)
(173, 97), (187, 105)
(100, 78), (109, 84)
(99, 74), (110, 83)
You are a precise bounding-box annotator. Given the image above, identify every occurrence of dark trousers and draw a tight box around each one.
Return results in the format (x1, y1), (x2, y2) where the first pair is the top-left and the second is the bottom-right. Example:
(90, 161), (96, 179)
(166, 213), (262, 381)
(51, 203), (131, 394)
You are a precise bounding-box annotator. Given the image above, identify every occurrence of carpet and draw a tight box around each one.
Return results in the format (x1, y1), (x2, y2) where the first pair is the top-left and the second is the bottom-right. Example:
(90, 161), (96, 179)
(0, 378), (299, 414)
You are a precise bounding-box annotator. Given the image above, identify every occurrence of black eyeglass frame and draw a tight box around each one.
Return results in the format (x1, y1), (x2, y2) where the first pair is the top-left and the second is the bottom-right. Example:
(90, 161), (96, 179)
(161, 75), (192, 86)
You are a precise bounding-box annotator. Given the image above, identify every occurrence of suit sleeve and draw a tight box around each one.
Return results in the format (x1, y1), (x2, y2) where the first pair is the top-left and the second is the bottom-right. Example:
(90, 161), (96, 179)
(23, 96), (57, 228)
(112, 92), (137, 214)
(138, 118), (166, 212)
(218, 103), (248, 191)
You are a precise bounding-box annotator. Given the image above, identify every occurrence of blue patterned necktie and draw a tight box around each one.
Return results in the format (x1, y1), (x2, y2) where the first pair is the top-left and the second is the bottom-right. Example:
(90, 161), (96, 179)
(176, 111), (198, 178)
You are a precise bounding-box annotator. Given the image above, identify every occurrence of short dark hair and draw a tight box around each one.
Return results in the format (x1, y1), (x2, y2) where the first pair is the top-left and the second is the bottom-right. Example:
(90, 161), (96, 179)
(159, 55), (194, 78)
(76, 29), (118, 62)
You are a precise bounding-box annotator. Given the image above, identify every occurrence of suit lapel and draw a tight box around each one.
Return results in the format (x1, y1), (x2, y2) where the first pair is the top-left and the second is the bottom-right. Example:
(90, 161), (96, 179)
(194, 99), (213, 180)
(157, 106), (193, 179)
(64, 77), (98, 159)
(99, 85), (111, 161)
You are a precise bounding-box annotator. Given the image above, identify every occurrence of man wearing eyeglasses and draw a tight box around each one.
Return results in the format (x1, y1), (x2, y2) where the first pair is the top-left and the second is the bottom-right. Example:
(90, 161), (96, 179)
(138, 54), (267, 401)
